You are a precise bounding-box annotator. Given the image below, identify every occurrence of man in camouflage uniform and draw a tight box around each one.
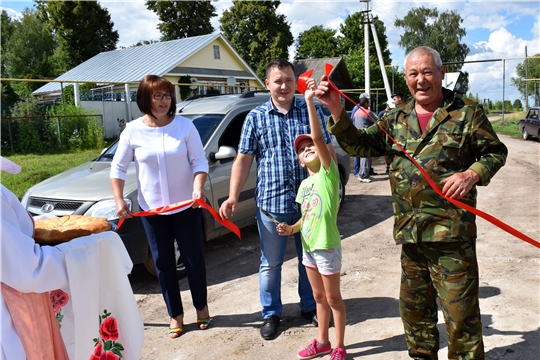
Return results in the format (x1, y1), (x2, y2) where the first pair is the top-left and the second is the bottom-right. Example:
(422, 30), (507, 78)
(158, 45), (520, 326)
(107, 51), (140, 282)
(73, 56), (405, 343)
(315, 46), (507, 359)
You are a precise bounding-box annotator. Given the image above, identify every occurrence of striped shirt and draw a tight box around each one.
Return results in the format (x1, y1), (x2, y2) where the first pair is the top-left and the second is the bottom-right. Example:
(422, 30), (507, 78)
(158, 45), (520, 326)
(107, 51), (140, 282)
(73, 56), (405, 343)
(238, 97), (332, 213)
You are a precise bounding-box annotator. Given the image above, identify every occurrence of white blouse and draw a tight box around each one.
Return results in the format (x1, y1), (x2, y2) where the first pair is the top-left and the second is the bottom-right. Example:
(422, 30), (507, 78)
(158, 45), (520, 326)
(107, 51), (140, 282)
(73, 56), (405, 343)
(110, 115), (209, 212)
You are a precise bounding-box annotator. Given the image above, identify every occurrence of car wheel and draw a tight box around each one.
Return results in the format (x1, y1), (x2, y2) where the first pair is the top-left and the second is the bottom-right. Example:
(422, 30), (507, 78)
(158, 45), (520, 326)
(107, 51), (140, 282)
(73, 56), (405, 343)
(143, 242), (187, 279)
(522, 128), (531, 140)
(338, 173), (346, 211)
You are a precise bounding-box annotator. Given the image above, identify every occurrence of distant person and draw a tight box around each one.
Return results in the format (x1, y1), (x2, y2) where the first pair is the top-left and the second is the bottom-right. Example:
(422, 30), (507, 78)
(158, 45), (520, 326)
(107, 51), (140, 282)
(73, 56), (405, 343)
(111, 75), (211, 339)
(392, 91), (404, 105)
(315, 46), (507, 359)
(350, 93), (378, 182)
(378, 99), (395, 119)
(219, 59), (337, 341)
(276, 77), (347, 360)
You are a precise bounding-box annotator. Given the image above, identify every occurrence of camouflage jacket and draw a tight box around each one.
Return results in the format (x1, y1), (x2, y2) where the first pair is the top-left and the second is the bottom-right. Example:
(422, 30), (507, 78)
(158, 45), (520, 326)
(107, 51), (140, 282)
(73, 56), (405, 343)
(328, 89), (508, 244)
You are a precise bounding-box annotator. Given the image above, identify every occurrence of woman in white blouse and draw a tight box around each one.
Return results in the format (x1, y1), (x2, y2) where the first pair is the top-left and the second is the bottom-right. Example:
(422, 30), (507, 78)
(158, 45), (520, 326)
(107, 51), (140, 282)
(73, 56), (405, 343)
(110, 75), (210, 339)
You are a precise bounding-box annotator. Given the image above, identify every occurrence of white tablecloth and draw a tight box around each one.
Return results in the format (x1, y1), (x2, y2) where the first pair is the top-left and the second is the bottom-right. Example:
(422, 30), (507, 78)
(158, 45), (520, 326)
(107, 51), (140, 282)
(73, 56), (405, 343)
(56, 231), (144, 360)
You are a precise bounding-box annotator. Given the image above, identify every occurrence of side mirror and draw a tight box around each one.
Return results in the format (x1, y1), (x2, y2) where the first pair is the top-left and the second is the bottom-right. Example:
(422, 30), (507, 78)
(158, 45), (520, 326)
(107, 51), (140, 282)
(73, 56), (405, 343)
(209, 146), (237, 163)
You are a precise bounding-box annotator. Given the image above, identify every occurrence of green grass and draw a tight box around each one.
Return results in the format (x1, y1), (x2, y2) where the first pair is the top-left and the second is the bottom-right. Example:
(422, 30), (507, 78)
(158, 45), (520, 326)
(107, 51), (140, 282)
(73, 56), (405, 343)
(490, 111), (525, 138)
(1, 139), (115, 199)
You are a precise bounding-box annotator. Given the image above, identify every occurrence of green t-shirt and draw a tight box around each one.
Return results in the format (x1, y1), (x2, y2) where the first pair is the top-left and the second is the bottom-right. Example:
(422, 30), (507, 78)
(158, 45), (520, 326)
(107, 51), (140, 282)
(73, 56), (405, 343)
(296, 159), (341, 252)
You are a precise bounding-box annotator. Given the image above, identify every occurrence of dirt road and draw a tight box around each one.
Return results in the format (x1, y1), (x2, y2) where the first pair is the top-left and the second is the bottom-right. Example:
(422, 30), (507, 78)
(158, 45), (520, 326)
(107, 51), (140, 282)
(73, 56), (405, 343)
(130, 134), (539, 360)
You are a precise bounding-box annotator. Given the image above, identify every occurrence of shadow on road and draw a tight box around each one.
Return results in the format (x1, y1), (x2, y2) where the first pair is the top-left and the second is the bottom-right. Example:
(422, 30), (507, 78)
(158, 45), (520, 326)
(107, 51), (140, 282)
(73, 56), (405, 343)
(337, 194), (393, 239)
(130, 193), (394, 294)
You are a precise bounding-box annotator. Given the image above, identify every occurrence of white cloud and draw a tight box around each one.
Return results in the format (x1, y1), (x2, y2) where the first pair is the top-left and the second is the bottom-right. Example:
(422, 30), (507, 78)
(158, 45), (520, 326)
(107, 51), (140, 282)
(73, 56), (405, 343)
(101, 0), (160, 47)
(1, 6), (22, 19)
(464, 14), (509, 31)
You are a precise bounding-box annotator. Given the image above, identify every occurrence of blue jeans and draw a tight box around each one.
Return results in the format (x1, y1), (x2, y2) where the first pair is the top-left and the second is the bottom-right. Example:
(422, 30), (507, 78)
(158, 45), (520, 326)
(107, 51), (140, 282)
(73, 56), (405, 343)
(354, 156), (372, 178)
(353, 157), (361, 176)
(256, 207), (316, 319)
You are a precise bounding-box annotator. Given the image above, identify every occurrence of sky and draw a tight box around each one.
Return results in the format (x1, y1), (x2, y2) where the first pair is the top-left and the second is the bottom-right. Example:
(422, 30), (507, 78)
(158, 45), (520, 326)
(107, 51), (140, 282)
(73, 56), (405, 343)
(2, 0), (539, 103)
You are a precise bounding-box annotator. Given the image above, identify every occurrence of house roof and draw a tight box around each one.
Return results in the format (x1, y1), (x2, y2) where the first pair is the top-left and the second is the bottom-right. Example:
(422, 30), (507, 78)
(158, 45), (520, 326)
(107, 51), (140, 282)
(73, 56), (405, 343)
(293, 57), (354, 90)
(33, 33), (262, 95)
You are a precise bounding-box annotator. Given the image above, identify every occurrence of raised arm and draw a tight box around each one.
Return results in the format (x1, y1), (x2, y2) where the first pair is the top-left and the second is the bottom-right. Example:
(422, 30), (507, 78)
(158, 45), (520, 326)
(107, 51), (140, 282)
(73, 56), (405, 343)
(315, 75), (345, 122)
(305, 78), (331, 171)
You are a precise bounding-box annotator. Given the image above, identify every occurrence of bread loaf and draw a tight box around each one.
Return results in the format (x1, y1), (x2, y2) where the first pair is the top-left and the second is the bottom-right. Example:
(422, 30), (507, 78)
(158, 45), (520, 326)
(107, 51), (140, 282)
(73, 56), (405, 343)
(34, 215), (111, 243)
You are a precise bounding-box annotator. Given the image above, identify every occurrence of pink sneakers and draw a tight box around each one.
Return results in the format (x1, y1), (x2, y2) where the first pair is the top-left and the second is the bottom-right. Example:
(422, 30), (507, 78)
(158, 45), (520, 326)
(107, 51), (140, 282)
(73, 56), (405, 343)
(330, 347), (348, 360)
(297, 339), (331, 359)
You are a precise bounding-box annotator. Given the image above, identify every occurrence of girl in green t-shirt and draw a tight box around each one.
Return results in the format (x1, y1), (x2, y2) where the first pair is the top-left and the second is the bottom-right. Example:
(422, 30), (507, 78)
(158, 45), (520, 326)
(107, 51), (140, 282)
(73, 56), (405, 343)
(276, 78), (347, 360)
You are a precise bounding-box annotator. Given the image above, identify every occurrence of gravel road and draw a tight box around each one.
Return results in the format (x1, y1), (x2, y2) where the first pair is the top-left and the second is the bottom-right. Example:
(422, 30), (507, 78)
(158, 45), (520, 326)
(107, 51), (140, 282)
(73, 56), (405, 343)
(130, 134), (539, 360)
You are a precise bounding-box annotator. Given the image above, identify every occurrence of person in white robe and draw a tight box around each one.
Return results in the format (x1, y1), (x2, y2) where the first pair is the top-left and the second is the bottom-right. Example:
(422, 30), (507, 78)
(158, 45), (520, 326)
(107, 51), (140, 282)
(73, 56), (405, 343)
(0, 157), (70, 359)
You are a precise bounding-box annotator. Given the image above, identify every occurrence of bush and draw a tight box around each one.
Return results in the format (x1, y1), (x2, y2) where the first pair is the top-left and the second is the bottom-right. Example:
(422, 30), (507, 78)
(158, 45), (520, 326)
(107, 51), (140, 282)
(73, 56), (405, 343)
(2, 98), (58, 154)
(1, 99), (104, 154)
(46, 104), (104, 151)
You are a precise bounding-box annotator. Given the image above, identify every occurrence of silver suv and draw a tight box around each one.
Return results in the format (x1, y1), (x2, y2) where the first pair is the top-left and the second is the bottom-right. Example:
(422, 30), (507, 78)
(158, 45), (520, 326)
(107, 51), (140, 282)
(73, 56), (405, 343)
(21, 91), (350, 276)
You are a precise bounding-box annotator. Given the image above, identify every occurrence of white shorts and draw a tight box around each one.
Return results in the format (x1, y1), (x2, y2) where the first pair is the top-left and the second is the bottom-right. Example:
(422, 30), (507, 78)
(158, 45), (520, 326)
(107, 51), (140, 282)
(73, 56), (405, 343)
(302, 247), (342, 275)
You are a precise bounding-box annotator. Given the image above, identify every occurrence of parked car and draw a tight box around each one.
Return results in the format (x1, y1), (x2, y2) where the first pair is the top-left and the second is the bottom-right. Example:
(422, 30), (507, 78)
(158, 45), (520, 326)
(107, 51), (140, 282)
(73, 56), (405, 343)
(519, 107), (540, 140)
(20, 91), (350, 277)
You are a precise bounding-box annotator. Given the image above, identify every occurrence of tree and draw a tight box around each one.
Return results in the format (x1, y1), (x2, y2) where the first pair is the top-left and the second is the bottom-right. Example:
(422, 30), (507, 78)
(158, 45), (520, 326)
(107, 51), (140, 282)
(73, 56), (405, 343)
(128, 40), (160, 48)
(1, 10), (18, 104)
(395, 6), (469, 72)
(294, 25), (340, 60)
(338, 13), (407, 98)
(145, 1), (216, 41)
(36, 1), (118, 71)
(512, 99), (523, 110)
(220, 1), (293, 80)
(511, 55), (540, 108)
(3, 8), (56, 95)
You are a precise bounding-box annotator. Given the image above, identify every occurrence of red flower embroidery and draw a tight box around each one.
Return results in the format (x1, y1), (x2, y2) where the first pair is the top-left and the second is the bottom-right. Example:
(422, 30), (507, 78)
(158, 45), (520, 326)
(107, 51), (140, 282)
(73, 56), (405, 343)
(100, 351), (119, 360)
(91, 310), (124, 359)
(99, 316), (119, 341)
(89, 341), (102, 360)
(50, 289), (69, 314)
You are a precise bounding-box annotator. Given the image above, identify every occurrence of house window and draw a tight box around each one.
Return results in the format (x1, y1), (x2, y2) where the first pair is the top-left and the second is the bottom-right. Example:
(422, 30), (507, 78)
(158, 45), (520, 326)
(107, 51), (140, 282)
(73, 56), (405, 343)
(213, 45), (220, 60)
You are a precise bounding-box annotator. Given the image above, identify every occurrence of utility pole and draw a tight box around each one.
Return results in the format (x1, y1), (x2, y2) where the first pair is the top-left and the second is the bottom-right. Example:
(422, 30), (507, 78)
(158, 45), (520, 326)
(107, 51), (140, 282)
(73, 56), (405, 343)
(361, 0), (370, 96)
(502, 59), (505, 123)
(360, 0), (392, 102)
(370, 17), (392, 100)
(525, 46), (529, 112)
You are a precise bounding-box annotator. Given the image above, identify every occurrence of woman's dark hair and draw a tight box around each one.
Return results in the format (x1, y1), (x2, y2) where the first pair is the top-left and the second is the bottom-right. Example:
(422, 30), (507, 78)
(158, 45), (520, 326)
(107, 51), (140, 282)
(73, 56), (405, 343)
(136, 75), (176, 118)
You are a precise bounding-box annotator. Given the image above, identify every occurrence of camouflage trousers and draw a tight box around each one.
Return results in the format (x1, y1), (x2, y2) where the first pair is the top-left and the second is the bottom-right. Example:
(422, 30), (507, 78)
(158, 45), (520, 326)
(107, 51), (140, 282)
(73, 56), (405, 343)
(399, 241), (484, 360)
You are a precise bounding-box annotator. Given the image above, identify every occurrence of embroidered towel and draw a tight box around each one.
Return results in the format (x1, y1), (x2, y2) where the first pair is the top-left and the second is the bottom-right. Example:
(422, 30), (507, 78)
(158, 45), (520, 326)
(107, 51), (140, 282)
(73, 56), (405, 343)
(57, 231), (144, 360)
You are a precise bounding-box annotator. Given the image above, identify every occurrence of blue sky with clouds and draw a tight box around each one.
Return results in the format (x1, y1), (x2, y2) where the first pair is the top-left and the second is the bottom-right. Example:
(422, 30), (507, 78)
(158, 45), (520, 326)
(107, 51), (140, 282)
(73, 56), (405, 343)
(2, 0), (539, 103)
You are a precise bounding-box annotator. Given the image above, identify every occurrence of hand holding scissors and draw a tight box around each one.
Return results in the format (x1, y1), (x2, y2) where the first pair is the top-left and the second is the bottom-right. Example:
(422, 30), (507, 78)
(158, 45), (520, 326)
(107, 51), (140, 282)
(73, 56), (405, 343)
(261, 209), (295, 236)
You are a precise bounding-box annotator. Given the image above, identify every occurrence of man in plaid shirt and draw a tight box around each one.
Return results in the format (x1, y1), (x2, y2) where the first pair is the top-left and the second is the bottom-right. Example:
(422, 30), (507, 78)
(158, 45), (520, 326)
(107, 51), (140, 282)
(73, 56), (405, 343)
(219, 59), (336, 341)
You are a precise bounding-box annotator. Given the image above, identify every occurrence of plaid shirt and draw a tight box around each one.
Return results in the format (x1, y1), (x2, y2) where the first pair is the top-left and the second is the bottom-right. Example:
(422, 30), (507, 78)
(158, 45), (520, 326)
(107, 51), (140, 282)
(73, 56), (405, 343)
(238, 97), (332, 213)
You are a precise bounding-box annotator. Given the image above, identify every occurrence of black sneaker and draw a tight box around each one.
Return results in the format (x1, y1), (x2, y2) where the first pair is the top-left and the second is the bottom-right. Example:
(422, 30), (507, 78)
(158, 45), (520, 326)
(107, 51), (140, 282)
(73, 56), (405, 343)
(260, 315), (280, 340)
(300, 310), (318, 327)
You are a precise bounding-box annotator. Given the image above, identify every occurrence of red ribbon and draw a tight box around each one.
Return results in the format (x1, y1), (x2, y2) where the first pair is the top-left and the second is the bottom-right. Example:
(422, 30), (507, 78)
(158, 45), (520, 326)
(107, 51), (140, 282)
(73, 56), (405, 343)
(115, 199), (241, 240)
(297, 64), (540, 249)
(296, 68), (313, 95)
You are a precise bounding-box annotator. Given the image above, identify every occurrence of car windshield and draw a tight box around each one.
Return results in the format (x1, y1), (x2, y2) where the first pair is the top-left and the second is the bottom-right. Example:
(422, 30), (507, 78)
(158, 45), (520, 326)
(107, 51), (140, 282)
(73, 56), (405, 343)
(181, 114), (224, 146)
